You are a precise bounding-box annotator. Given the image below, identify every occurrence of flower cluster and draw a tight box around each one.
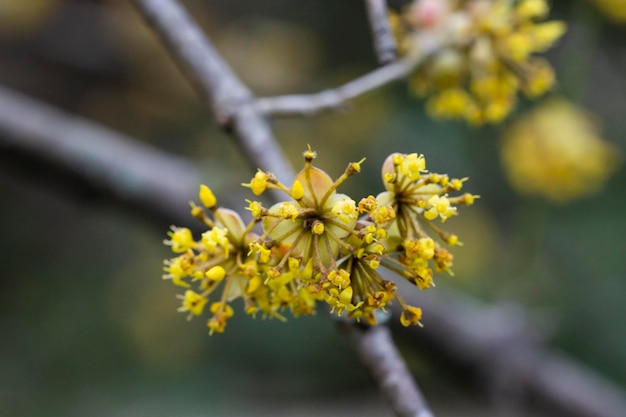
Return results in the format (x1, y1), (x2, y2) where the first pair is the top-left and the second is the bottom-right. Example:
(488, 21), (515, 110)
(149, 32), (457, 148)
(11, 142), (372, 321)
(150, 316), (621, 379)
(391, 0), (566, 124)
(164, 148), (477, 334)
(500, 99), (621, 203)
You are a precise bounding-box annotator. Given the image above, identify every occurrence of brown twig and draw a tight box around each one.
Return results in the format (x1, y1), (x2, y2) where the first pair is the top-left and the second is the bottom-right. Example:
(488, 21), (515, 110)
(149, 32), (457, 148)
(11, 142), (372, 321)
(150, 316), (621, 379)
(365, 0), (397, 65)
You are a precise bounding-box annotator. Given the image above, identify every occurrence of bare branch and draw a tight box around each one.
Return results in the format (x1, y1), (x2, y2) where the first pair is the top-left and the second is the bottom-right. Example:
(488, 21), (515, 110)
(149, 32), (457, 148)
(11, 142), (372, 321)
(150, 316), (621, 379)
(255, 58), (413, 117)
(129, 0), (294, 184)
(0, 85), (198, 225)
(396, 285), (626, 417)
(365, 0), (397, 65)
(338, 322), (434, 417)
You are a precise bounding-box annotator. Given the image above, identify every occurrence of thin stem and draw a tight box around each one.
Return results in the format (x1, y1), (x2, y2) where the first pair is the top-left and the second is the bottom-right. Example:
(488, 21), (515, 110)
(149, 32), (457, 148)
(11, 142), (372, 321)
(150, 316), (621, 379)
(254, 52), (430, 118)
(337, 322), (434, 417)
(365, 0), (397, 64)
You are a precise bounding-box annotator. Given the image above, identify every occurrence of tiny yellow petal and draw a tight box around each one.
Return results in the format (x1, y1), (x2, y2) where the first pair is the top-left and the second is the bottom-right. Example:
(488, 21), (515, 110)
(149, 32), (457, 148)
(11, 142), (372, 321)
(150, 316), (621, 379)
(291, 180), (305, 200)
(206, 265), (226, 281)
(199, 185), (217, 208)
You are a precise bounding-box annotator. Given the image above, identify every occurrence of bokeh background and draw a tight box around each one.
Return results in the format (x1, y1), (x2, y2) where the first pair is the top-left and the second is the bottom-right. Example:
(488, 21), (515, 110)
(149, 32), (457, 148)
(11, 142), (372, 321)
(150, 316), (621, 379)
(1, 0), (625, 416)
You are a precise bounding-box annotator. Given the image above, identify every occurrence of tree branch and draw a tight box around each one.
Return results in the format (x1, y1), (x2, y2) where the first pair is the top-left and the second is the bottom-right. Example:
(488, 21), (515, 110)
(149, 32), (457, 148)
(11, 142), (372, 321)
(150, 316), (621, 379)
(338, 322), (434, 417)
(129, 0), (294, 185)
(0, 85), (198, 226)
(365, 0), (397, 65)
(254, 58), (415, 117)
(1, 85), (625, 417)
(395, 284), (626, 417)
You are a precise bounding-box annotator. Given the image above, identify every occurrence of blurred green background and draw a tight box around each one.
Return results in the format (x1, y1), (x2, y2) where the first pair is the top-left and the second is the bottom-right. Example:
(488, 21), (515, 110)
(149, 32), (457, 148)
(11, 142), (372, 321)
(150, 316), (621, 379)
(1, 0), (625, 416)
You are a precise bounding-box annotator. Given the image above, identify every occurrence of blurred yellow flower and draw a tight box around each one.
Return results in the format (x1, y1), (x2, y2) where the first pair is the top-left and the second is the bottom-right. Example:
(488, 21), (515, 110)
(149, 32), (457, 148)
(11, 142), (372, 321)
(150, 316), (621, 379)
(500, 99), (621, 203)
(392, 0), (566, 124)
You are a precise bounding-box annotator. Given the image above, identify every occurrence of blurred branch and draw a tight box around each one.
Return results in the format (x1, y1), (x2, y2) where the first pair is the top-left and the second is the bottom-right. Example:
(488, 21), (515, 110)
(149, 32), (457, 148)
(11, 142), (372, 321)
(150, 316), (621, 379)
(0, 85), (197, 226)
(129, 0), (294, 185)
(396, 285), (626, 417)
(255, 57), (416, 117)
(338, 322), (433, 417)
(1, 85), (625, 417)
(365, 0), (397, 64)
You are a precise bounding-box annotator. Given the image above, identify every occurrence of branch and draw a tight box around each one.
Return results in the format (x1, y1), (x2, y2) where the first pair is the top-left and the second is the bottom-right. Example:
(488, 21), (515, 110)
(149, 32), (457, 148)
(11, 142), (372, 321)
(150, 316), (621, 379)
(338, 322), (434, 417)
(255, 58), (414, 117)
(129, 0), (294, 185)
(0, 85), (198, 226)
(365, 0), (397, 65)
(395, 284), (626, 417)
(1, 86), (625, 416)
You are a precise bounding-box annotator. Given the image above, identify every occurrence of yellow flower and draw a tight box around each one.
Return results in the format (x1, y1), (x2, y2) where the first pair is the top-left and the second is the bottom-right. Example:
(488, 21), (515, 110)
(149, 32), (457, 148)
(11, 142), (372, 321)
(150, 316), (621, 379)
(258, 149), (360, 268)
(242, 169), (270, 195)
(164, 227), (195, 253)
(163, 148), (477, 333)
(375, 152), (477, 284)
(164, 186), (288, 334)
(501, 99), (621, 203)
(178, 290), (208, 318)
(400, 306), (423, 327)
(394, 0), (566, 124)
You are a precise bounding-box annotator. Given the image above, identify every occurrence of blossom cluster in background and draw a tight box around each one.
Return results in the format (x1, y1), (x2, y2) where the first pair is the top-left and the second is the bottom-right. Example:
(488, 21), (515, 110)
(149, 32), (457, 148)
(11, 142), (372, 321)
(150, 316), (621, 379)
(500, 98), (621, 203)
(391, 0), (566, 124)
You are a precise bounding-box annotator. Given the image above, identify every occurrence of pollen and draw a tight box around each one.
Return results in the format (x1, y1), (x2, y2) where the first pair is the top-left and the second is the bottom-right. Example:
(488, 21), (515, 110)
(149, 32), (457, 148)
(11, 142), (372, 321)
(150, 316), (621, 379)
(278, 202), (299, 221)
(311, 220), (325, 235)
(332, 198), (358, 224)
